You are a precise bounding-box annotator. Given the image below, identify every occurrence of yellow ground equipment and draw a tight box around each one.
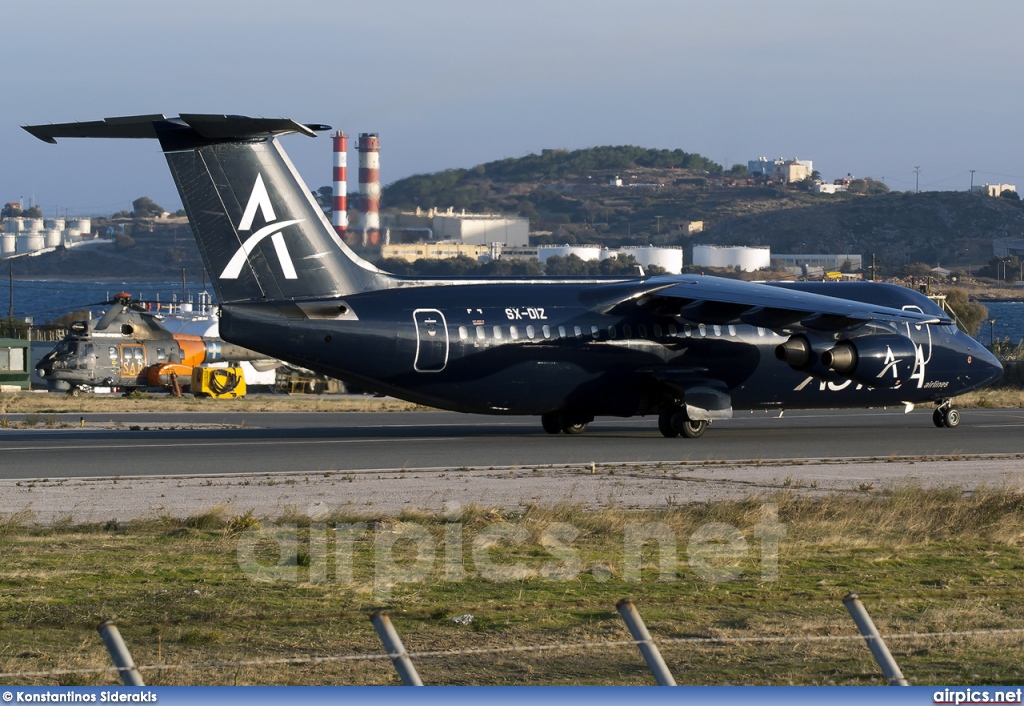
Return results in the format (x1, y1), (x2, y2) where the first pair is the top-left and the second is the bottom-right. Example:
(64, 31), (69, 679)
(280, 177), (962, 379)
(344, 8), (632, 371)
(191, 365), (246, 398)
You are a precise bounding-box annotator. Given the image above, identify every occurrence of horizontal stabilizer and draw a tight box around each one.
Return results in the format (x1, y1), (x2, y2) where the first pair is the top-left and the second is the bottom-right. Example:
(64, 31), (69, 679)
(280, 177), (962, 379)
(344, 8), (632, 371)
(23, 114), (328, 145)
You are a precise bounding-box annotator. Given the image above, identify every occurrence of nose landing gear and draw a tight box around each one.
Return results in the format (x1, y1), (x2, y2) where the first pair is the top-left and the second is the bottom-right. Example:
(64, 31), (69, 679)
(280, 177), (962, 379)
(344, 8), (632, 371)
(933, 400), (960, 428)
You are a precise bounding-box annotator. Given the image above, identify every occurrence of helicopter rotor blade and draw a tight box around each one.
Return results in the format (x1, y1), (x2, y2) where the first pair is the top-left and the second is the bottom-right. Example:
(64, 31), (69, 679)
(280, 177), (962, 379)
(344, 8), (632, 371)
(95, 304), (125, 330)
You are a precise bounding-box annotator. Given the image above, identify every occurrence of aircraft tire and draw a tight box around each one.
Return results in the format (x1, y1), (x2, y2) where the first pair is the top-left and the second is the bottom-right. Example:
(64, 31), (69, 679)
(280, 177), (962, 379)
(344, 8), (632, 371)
(658, 409), (680, 438)
(671, 410), (707, 439)
(933, 409), (945, 428)
(541, 413), (562, 435)
(68, 387), (80, 398)
(943, 409), (960, 428)
(679, 419), (707, 438)
(560, 416), (589, 435)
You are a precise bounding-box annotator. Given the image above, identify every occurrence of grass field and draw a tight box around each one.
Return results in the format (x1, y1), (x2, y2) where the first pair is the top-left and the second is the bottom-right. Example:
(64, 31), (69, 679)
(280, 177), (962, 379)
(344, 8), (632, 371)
(1, 487), (1023, 686)
(0, 392), (425, 416)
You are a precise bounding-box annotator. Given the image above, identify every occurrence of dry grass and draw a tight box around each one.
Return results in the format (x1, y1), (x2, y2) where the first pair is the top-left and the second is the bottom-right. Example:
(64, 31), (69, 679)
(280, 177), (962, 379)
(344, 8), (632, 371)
(0, 392), (427, 415)
(2, 486), (1024, 685)
(956, 388), (1024, 408)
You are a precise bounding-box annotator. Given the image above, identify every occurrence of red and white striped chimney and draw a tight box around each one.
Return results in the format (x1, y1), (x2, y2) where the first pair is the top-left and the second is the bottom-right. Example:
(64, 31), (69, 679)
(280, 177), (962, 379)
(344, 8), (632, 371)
(331, 131), (350, 244)
(357, 133), (380, 246)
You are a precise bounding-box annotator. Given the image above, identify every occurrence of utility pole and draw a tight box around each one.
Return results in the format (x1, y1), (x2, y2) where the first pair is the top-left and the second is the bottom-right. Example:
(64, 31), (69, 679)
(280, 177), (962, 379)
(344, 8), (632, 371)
(870, 253), (876, 282)
(655, 216), (663, 235)
(970, 169), (976, 193)
(8, 259), (12, 320)
(914, 166), (921, 193)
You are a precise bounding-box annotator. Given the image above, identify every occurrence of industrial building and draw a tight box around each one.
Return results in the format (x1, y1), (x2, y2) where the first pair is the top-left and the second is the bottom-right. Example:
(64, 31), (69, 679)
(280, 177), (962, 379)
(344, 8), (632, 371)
(385, 208), (529, 247)
(994, 238), (1024, 259)
(692, 245), (771, 272)
(382, 241), (491, 263)
(771, 253), (862, 272)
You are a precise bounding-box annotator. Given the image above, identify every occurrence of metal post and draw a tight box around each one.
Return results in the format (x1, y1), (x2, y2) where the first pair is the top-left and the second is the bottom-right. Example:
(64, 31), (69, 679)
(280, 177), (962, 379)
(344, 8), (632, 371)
(370, 610), (424, 686)
(616, 599), (677, 686)
(96, 620), (145, 686)
(842, 593), (909, 686)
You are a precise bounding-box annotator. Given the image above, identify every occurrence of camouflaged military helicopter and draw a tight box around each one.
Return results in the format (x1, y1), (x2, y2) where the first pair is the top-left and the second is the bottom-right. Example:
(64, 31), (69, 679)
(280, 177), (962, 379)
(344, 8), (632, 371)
(36, 292), (271, 395)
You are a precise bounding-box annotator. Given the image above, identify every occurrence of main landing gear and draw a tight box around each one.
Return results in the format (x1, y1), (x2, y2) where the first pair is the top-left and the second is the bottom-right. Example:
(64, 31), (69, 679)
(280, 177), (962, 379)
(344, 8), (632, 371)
(541, 411), (592, 435)
(658, 405), (708, 439)
(933, 400), (960, 429)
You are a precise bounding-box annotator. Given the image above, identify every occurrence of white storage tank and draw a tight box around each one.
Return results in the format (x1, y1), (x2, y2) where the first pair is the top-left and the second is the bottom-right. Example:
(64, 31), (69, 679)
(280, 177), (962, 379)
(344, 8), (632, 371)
(538, 245), (604, 263)
(44, 218), (66, 231)
(69, 217), (92, 234)
(44, 228), (62, 248)
(63, 228), (81, 244)
(4, 218), (24, 233)
(1, 234), (15, 255)
(24, 218), (44, 232)
(619, 246), (684, 274)
(17, 233), (45, 253)
(692, 245), (771, 272)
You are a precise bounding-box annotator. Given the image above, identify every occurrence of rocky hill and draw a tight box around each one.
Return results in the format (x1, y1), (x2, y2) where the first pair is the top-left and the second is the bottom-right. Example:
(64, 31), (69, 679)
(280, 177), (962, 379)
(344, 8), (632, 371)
(9, 146), (1024, 280)
(383, 147), (1024, 273)
(701, 191), (1024, 273)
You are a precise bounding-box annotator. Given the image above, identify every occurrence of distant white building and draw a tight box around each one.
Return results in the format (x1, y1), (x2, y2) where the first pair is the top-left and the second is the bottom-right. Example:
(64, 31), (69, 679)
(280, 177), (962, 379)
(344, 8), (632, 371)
(692, 245), (770, 272)
(671, 220), (704, 236)
(972, 183), (1017, 198)
(747, 157), (813, 183)
(814, 183), (848, 195)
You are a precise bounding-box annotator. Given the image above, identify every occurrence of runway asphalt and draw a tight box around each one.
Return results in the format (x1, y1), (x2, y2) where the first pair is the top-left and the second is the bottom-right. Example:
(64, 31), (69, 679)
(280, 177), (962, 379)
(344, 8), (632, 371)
(2, 407), (1024, 480)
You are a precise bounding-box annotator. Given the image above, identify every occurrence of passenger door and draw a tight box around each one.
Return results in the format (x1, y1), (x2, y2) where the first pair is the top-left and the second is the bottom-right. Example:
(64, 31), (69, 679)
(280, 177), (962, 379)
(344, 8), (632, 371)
(412, 309), (449, 372)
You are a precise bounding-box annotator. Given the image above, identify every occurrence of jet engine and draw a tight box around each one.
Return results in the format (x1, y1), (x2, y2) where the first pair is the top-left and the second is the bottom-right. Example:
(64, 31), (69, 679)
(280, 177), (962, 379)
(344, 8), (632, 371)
(775, 334), (840, 380)
(821, 333), (917, 389)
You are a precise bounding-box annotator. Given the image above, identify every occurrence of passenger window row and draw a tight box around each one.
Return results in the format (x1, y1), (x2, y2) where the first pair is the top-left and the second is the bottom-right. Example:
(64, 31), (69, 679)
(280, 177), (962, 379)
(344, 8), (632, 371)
(456, 323), (767, 342)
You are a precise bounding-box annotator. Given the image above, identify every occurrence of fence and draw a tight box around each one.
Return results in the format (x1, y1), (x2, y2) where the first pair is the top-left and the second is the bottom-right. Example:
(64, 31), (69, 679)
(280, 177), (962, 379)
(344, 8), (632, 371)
(2, 593), (1021, 686)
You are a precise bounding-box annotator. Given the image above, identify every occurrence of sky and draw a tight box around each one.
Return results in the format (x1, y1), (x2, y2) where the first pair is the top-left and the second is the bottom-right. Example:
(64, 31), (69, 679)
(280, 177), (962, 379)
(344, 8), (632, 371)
(3, 0), (1024, 216)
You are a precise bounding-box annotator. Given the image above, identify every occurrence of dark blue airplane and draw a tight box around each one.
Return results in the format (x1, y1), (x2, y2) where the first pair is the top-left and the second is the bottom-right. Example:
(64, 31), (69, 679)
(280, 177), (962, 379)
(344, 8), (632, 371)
(24, 115), (1003, 437)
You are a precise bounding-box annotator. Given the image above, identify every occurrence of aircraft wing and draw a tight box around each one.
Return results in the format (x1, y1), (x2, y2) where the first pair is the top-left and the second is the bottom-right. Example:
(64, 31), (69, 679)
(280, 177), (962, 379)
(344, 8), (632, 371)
(582, 275), (951, 332)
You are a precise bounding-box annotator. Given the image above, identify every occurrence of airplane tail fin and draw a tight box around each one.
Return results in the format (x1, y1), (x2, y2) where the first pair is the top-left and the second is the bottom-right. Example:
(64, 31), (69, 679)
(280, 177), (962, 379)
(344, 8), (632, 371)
(24, 114), (385, 303)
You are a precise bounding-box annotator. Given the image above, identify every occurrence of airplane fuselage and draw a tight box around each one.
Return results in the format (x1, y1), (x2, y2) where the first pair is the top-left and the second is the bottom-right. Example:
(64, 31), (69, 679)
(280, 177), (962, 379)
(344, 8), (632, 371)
(220, 279), (995, 419)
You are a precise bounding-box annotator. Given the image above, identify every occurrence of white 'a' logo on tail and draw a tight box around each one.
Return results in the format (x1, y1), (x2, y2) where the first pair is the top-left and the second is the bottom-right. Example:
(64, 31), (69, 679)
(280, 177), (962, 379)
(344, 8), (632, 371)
(220, 174), (304, 280)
